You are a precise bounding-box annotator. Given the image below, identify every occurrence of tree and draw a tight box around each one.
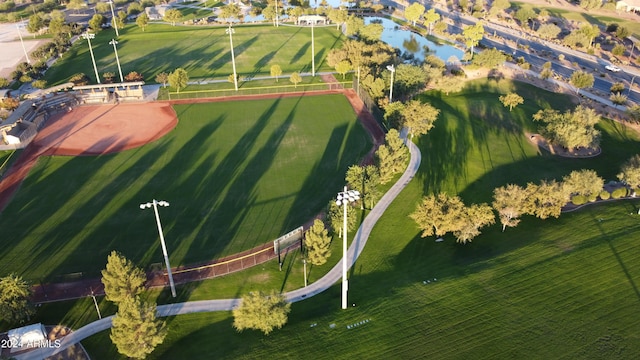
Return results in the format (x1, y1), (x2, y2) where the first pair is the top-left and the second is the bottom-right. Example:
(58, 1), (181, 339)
(115, 10), (127, 30)
(580, 0), (601, 10)
(453, 203), (495, 243)
(462, 22), (484, 57)
(89, 14), (104, 32)
(335, 60), (352, 79)
(0, 274), (34, 324)
(233, 290), (291, 335)
(563, 169), (604, 198)
(67, 0), (85, 14)
(514, 5), (536, 29)
(489, 0), (510, 17)
(471, 48), (506, 68)
(492, 184), (527, 231)
(533, 105), (601, 152)
(410, 193), (465, 237)
(289, 72), (302, 88)
(327, 7), (348, 30)
(359, 23), (383, 42)
(110, 296), (167, 359)
(618, 154), (640, 189)
(423, 9), (440, 35)
(96, 1), (110, 13)
(125, 71), (144, 82)
(164, 8), (182, 26)
(101, 251), (146, 304)
(103, 72), (115, 83)
(392, 64), (429, 99)
(537, 24), (561, 40)
(611, 44), (626, 57)
(220, 4), (241, 23)
(169, 68), (189, 93)
(611, 82), (625, 93)
(0, 77), (10, 89)
(400, 100), (440, 139)
(435, 75), (464, 95)
(499, 92), (524, 111)
(616, 26), (630, 39)
(327, 200), (356, 237)
(404, 3), (425, 26)
(384, 101), (405, 129)
(376, 144), (395, 184)
(27, 13), (44, 35)
(524, 180), (569, 219)
(155, 72), (169, 88)
(345, 15), (364, 37)
(270, 64), (282, 82)
(569, 70), (594, 95)
(136, 12), (149, 31)
(577, 24), (599, 48)
(0, 97), (20, 111)
(304, 219), (332, 266)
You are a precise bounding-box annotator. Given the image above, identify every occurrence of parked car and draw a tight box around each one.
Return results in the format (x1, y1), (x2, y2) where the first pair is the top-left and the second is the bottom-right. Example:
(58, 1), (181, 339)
(605, 65), (622, 72)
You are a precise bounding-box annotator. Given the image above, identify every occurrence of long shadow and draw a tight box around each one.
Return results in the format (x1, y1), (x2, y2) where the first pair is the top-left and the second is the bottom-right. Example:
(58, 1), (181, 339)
(252, 50), (277, 77)
(597, 221), (640, 301)
(290, 41), (311, 65)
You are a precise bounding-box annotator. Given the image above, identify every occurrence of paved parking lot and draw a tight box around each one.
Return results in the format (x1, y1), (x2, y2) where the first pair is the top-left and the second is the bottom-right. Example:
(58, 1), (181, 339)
(0, 22), (46, 78)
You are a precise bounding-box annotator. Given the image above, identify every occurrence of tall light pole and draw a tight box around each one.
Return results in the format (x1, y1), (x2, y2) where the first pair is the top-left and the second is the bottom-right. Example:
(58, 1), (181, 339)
(311, 20), (315, 77)
(386, 64), (395, 103)
(336, 186), (359, 309)
(16, 22), (30, 64)
(109, 39), (124, 83)
(275, 0), (279, 27)
(629, 75), (636, 96)
(89, 289), (102, 319)
(226, 24), (238, 91)
(140, 200), (176, 298)
(108, 0), (119, 37)
(82, 32), (101, 84)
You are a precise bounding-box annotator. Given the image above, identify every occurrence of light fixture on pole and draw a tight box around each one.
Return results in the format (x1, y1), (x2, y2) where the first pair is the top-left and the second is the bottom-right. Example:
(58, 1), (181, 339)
(311, 20), (315, 77)
(109, 39), (124, 83)
(226, 24), (238, 91)
(108, 0), (119, 37)
(386, 64), (395, 103)
(16, 22), (30, 64)
(140, 199), (176, 298)
(336, 186), (360, 309)
(82, 32), (101, 84)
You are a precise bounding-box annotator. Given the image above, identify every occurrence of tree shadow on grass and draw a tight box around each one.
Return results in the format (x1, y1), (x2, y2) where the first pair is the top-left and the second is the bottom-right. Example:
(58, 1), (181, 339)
(290, 41), (311, 65)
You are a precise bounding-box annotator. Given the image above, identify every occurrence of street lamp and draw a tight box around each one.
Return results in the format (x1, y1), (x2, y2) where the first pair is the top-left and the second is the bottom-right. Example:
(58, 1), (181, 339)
(16, 22), (30, 64)
(628, 75), (636, 96)
(311, 20), (315, 77)
(82, 32), (101, 84)
(89, 288), (102, 319)
(275, 0), (279, 27)
(386, 64), (395, 103)
(109, 39), (124, 83)
(336, 186), (360, 309)
(140, 200), (176, 298)
(108, 0), (119, 37)
(226, 24), (238, 91)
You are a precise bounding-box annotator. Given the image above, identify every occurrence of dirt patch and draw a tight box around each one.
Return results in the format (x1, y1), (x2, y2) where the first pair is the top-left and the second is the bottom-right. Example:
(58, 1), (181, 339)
(0, 102), (178, 211)
(526, 132), (601, 158)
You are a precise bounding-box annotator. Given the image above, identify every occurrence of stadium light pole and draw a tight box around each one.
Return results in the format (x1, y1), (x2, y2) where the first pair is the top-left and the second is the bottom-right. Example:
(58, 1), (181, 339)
(82, 32), (101, 84)
(89, 289), (101, 319)
(275, 0), (279, 27)
(109, 39), (124, 83)
(226, 24), (238, 92)
(311, 20), (315, 77)
(140, 200), (176, 298)
(336, 186), (359, 309)
(386, 64), (395, 103)
(108, 0), (119, 37)
(16, 22), (30, 64)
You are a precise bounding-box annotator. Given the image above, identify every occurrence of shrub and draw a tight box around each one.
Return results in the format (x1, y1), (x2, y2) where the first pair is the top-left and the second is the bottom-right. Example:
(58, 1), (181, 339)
(599, 190), (610, 200)
(588, 193), (598, 202)
(611, 187), (628, 199)
(69, 73), (90, 85)
(124, 71), (144, 82)
(32, 79), (47, 89)
(571, 194), (587, 205)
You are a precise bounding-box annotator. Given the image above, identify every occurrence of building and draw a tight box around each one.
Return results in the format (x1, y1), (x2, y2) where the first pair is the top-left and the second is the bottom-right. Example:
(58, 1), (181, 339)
(616, 0), (640, 12)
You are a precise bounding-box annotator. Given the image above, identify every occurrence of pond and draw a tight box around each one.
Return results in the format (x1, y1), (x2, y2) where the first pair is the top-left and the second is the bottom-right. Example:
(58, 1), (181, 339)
(364, 17), (464, 62)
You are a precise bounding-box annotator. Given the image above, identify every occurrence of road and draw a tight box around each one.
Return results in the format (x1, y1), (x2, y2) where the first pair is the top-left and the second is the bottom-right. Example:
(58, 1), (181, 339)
(14, 133), (422, 360)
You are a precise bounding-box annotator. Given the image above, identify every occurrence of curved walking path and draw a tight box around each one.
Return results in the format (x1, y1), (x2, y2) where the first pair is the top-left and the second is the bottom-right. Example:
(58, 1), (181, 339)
(15, 135), (421, 360)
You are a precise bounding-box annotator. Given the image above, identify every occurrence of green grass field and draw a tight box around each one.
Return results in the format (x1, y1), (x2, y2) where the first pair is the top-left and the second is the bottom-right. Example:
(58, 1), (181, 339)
(0, 94), (370, 281)
(44, 23), (344, 86)
(77, 79), (640, 358)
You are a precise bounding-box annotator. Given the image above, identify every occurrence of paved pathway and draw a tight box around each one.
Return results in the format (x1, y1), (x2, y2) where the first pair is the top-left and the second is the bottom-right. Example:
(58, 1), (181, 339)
(15, 135), (421, 360)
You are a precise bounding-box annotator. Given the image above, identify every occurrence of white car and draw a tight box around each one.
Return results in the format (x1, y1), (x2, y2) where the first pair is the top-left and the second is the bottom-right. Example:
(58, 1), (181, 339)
(606, 65), (622, 72)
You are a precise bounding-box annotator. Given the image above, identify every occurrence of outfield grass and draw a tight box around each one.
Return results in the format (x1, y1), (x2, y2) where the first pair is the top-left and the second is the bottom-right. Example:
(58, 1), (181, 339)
(44, 23), (344, 86)
(79, 79), (640, 358)
(0, 94), (370, 281)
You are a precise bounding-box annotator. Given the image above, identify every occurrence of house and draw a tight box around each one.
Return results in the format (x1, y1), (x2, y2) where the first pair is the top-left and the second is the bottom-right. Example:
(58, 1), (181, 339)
(616, 0), (640, 12)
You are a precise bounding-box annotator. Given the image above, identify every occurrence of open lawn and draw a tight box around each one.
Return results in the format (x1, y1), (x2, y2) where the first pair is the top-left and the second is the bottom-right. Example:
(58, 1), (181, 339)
(79, 79), (640, 358)
(0, 94), (370, 281)
(44, 23), (344, 86)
